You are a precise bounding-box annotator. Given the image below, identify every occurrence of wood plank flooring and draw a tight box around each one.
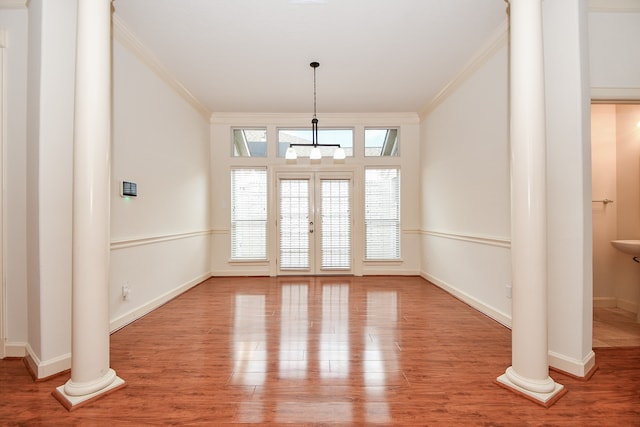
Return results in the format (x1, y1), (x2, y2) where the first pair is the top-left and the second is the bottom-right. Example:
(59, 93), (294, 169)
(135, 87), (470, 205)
(1, 276), (639, 425)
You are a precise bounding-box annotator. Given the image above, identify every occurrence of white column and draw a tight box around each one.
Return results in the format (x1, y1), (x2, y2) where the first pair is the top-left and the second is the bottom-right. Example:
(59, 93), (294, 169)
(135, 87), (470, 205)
(496, 0), (564, 406)
(54, 0), (125, 409)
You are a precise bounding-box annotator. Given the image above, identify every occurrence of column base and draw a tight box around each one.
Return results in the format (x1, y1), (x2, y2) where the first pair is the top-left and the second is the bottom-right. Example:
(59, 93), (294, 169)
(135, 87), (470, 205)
(53, 371), (126, 411)
(496, 370), (566, 407)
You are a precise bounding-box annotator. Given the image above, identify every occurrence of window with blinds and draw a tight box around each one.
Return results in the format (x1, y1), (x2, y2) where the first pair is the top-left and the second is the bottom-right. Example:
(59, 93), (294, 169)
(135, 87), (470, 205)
(231, 168), (267, 260)
(321, 179), (351, 270)
(365, 168), (400, 260)
(279, 179), (310, 269)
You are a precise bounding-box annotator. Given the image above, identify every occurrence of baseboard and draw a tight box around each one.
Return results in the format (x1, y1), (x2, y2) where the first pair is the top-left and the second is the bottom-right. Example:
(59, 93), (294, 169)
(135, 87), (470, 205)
(3, 341), (27, 358)
(361, 269), (421, 276)
(593, 297), (617, 308)
(593, 296), (638, 314)
(110, 272), (211, 332)
(24, 343), (71, 380)
(420, 271), (512, 328)
(549, 350), (597, 379)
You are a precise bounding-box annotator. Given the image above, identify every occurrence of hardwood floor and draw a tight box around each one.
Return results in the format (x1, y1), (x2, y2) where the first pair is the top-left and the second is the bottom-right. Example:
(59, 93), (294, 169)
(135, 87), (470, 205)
(1, 276), (639, 425)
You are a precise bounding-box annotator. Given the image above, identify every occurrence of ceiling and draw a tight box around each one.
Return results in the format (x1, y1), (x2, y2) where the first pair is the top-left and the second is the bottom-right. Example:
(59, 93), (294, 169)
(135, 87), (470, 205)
(112, 0), (508, 115)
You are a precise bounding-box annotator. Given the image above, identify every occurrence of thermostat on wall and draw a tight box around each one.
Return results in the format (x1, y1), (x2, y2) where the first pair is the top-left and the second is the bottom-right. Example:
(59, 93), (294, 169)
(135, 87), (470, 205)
(121, 180), (137, 197)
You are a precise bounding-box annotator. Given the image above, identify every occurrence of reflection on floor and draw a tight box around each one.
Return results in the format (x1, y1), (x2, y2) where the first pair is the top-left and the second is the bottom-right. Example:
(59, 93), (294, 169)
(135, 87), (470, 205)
(593, 307), (640, 347)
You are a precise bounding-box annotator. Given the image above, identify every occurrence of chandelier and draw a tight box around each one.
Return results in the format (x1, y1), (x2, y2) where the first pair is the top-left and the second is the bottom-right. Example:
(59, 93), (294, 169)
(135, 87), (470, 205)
(285, 62), (346, 161)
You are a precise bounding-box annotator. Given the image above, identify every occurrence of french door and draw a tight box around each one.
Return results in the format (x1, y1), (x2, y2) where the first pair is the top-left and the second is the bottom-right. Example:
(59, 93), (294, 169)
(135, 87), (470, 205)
(277, 172), (352, 275)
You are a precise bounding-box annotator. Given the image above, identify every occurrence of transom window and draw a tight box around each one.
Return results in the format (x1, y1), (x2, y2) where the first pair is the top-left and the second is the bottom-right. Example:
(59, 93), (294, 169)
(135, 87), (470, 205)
(232, 128), (267, 157)
(365, 128), (399, 157)
(278, 128), (353, 158)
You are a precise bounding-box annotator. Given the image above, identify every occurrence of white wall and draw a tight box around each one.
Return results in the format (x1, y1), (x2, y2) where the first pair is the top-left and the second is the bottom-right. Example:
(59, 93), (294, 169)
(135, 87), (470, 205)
(24, 0), (77, 377)
(543, 0), (594, 376)
(0, 6), (29, 357)
(420, 40), (511, 326)
(210, 114), (421, 277)
(110, 36), (212, 331)
(589, 11), (640, 94)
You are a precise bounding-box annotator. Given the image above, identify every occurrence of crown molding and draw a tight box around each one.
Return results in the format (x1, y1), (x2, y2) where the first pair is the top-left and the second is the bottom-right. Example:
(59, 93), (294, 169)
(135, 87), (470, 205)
(0, 0), (27, 8)
(418, 18), (509, 120)
(210, 112), (420, 125)
(112, 14), (211, 121)
(588, 0), (640, 13)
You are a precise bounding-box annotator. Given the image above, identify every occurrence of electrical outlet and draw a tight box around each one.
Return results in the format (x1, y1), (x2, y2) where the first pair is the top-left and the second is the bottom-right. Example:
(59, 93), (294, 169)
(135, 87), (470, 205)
(506, 284), (512, 299)
(122, 283), (131, 300)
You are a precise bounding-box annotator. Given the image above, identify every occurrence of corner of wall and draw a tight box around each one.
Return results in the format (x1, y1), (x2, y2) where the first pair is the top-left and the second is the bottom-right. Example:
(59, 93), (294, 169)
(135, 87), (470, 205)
(549, 350), (597, 379)
(24, 342), (70, 380)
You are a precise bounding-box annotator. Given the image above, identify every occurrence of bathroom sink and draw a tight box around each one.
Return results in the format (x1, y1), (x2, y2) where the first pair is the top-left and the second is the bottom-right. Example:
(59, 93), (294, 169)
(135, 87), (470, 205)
(611, 240), (640, 255)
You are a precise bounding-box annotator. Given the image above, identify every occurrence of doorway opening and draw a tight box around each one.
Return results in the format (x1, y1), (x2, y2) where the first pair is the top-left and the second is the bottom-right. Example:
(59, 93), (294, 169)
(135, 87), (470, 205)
(591, 102), (640, 347)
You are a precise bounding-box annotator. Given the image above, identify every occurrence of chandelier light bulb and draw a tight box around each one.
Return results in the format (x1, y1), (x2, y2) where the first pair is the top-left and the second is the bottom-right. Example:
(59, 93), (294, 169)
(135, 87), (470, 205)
(285, 146), (298, 160)
(333, 147), (346, 160)
(310, 146), (322, 160)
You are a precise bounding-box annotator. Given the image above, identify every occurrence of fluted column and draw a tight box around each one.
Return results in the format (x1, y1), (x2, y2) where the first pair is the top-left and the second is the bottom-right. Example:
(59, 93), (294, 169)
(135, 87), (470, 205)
(496, 0), (564, 406)
(54, 0), (125, 410)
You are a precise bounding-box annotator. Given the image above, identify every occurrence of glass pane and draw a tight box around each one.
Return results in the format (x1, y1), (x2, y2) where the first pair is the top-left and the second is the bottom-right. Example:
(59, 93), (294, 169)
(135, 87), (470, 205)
(233, 128), (267, 157)
(231, 169), (267, 259)
(365, 168), (400, 259)
(365, 128), (399, 157)
(321, 179), (351, 270)
(278, 128), (353, 158)
(279, 179), (310, 269)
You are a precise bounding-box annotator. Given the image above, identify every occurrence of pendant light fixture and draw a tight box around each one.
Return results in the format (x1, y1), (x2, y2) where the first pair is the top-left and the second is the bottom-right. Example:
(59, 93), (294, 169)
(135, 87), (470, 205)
(285, 62), (345, 161)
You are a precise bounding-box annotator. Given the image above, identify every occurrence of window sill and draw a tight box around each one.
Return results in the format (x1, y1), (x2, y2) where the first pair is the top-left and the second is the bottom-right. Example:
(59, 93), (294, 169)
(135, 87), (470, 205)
(228, 259), (269, 266)
(363, 259), (403, 265)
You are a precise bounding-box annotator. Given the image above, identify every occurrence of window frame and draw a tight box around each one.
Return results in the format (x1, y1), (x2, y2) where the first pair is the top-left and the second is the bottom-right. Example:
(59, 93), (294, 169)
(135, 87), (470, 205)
(363, 167), (401, 261)
(231, 127), (268, 158)
(364, 127), (400, 157)
(230, 167), (269, 261)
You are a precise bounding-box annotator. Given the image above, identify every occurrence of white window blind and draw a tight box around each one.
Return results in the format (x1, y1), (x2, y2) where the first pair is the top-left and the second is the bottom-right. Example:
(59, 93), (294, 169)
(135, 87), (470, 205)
(365, 168), (400, 260)
(279, 179), (310, 269)
(231, 168), (267, 259)
(321, 179), (351, 270)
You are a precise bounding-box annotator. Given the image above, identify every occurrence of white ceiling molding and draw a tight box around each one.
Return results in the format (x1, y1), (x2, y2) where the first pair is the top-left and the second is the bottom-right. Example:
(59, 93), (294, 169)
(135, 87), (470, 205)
(0, 0), (27, 9)
(210, 112), (419, 126)
(588, 0), (640, 13)
(419, 19), (509, 120)
(112, 14), (211, 121)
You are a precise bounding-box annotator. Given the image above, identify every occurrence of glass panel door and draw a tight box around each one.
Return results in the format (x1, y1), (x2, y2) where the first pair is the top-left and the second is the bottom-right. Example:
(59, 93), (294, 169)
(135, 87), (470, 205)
(319, 178), (351, 271)
(278, 173), (352, 275)
(279, 178), (312, 271)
